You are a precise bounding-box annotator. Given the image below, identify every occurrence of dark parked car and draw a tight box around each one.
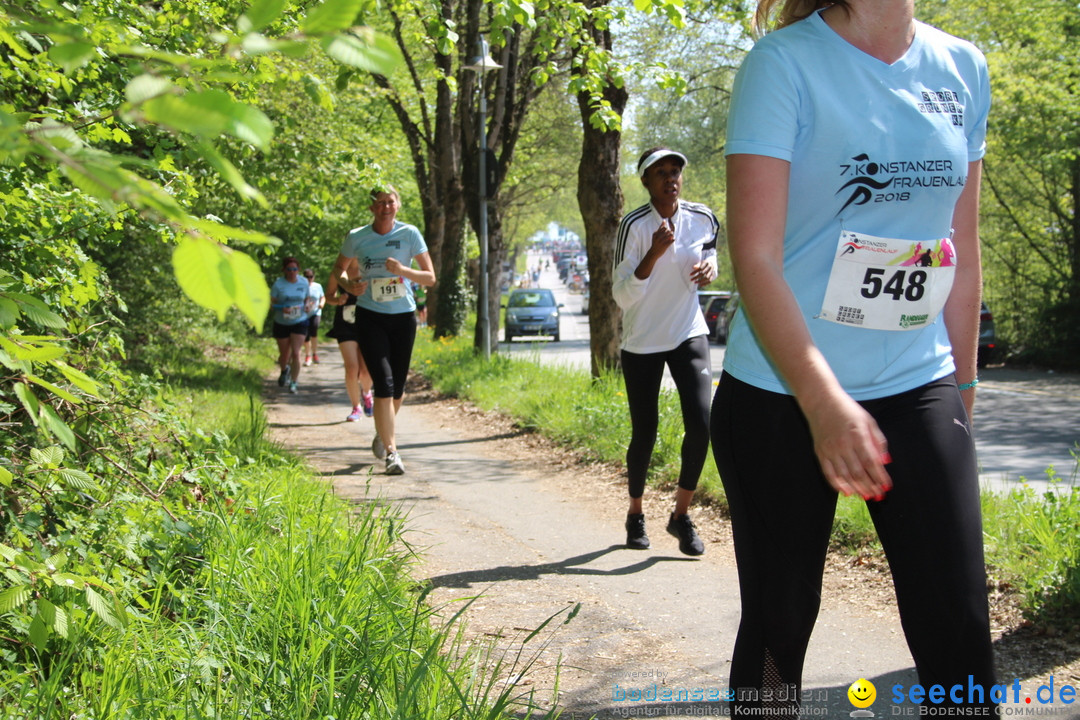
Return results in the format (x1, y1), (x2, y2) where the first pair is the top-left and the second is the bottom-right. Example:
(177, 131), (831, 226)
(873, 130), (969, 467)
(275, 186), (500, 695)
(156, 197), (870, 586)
(504, 288), (562, 342)
(978, 302), (997, 367)
(698, 290), (732, 343)
(718, 291), (740, 344)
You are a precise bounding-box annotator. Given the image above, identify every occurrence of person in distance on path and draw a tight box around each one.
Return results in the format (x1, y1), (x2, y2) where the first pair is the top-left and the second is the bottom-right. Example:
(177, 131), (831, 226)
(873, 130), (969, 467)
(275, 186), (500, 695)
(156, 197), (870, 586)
(302, 268), (325, 366)
(714, 0), (996, 715)
(324, 257), (376, 423)
(612, 147), (719, 556)
(270, 256), (310, 394)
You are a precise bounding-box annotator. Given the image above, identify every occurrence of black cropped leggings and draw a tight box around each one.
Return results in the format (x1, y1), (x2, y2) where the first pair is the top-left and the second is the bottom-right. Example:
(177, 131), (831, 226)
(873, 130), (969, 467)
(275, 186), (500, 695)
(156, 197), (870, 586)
(621, 335), (712, 499)
(711, 373), (996, 718)
(354, 307), (417, 400)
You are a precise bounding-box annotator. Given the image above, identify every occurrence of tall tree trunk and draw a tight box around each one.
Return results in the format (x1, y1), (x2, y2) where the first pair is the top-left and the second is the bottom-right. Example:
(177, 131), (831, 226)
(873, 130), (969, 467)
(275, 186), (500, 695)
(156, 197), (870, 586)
(574, 17), (627, 378)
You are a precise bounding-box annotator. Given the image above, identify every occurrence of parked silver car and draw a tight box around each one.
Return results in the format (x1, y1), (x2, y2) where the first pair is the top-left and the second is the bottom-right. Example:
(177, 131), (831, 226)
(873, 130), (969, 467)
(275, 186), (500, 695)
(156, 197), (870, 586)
(504, 288), (561, 342)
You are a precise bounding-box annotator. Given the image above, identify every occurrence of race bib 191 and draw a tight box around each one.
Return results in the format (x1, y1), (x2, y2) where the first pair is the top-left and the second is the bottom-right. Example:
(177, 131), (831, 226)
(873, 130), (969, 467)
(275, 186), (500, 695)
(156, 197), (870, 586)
(283, 304), (303, 320)
(371, 276), (405, 303)
(818, 230), (956, 331)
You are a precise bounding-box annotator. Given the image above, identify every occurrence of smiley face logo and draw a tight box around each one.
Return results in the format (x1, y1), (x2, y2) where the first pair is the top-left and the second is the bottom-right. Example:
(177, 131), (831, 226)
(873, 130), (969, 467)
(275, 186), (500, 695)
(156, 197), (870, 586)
(848, 678), (876, 708)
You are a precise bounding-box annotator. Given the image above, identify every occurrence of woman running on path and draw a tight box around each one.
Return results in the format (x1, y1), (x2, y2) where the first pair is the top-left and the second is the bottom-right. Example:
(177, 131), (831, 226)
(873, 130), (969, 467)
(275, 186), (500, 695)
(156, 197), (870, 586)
(326, 186), (435, 475)
(714, 0), (996, 715)
(612, 147), (719, 557)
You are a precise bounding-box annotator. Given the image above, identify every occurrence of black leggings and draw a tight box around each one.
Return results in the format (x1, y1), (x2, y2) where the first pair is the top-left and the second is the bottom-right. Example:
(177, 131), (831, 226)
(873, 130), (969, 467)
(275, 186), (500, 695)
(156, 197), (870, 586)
(621, 335), (712, 499)
(711, 373), (995, 718)
(354, 307), (417, 399)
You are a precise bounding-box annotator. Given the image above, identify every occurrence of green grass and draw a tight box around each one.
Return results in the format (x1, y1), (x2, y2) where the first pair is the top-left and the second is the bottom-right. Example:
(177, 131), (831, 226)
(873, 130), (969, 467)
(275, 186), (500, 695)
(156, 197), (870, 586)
(0, 332), (562, 720)
(413, 331), (1080, 624)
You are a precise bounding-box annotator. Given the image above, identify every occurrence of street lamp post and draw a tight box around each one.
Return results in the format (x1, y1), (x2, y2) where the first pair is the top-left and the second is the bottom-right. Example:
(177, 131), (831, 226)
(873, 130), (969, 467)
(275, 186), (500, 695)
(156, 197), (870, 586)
(464, 36), (501, 360)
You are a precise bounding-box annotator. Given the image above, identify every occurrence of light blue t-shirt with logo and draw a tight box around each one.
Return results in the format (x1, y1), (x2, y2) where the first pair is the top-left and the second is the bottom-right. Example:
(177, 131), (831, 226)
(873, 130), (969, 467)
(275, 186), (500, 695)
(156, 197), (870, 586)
(723, 9), (990, 400)
(270, 277), (310, 326)
(340, 221), (428, 315)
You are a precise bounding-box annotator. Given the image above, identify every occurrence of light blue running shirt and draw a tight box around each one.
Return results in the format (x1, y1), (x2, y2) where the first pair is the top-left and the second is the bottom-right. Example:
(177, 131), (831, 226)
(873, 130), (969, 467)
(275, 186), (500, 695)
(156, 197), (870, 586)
(270, 277), (310, 326)
(306, 281), (325, 319)
(723, 9), (990, 401)
(340, 221), (428, 315)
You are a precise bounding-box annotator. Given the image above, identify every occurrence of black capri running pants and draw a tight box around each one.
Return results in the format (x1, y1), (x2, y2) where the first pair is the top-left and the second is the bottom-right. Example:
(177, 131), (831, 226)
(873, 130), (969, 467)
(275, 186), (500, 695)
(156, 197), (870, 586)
(711, 372), (996, 718)
(354, 306), (417, 400)
(620, 335), (712, 499)
(305, 313), (321, 341)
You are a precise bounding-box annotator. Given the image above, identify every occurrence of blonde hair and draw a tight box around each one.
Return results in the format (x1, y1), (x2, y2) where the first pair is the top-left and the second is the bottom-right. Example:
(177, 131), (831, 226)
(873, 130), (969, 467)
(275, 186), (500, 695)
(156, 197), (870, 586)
(754, 0), (846, 33)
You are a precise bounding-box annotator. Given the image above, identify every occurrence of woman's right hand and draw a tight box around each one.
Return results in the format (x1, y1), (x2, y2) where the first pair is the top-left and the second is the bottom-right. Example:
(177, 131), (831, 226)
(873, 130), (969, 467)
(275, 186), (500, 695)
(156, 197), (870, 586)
(803, 390), (892, 501)
(341, 278), (367, 296)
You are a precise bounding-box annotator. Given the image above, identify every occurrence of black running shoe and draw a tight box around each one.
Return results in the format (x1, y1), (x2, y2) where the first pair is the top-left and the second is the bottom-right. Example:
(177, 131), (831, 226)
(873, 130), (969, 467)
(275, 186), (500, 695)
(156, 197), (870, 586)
(667, 512), (704, 556)
(625, 513), (650, 549)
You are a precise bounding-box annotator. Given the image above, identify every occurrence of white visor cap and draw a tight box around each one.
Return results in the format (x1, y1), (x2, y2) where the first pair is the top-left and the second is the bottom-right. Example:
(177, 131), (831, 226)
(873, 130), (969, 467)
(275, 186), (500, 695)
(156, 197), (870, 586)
(638, 149), (688, 178)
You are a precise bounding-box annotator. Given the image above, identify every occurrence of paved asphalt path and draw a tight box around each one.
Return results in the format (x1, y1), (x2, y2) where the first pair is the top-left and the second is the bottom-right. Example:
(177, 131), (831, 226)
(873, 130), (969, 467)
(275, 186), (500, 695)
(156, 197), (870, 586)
(265, 348), (1076, 719)
(506, 253), (1080, 495)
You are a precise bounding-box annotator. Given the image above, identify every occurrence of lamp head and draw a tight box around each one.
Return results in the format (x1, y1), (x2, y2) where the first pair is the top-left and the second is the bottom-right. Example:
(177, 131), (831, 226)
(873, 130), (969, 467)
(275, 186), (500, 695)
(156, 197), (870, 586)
(464, 36), (502, 72)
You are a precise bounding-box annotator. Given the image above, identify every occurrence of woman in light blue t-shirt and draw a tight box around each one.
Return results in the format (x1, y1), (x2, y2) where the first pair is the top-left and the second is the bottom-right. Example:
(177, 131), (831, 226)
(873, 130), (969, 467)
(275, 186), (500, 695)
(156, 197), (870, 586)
(713, 0), (996, 714)
(326, 186), (435, 477)
(269, 256), (309, 394)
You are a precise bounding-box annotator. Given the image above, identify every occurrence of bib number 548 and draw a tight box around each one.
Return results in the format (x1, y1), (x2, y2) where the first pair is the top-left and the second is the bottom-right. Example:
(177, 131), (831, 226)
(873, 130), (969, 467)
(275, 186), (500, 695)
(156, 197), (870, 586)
(860, 268), (927, 302)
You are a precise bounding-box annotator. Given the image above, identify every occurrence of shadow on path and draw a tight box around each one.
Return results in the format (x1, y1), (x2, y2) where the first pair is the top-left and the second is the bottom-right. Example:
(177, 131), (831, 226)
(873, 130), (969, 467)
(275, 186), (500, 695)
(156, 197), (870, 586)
(424, 545), (697, 589)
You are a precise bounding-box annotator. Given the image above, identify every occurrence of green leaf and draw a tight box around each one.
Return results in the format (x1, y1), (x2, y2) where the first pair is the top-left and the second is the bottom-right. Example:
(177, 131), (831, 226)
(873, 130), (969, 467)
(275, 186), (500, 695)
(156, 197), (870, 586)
(143, 90), (274, 150)
(125, 74), (174, 104)
(226, 249), (271, 332)
(13, 384), (40, 426)
(173, 237), (271, 329)
(241, 0), (289, 32)
(191, 141), (267, 205)
(302, 0), (365, 35)
(0, 585), (31, 613)
(321, 30), (403, 75)
(48, 41), (97, 72)
(141, 94), (228, 141)
(9, 343), (66, 363)
(188, 217), (279, 245)
(30, 446), (64, 467)
(53, 574), (85, 590)
(52, 604), (69, 639)
(172, 236), (233, 320)
(38, 599), (56, 625)
(302, 73), (335, 113)
(28, 615), (49, 651)
(27, 374), (81, 404)
(6, 294), (65, 329)
(53, 362), (101, 397)
(0, 25), (32, 60)
(85, 586), (121, 629)
(0, 467), (11, 488)
(56, 467), (96, 492)
(39, 404), (76, 450)
(0, 297), (19, 327)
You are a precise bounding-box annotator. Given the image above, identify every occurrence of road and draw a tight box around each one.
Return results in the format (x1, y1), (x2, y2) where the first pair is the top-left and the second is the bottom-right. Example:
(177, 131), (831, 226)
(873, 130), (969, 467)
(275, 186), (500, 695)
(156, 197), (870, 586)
(505, 252), (1080, 494)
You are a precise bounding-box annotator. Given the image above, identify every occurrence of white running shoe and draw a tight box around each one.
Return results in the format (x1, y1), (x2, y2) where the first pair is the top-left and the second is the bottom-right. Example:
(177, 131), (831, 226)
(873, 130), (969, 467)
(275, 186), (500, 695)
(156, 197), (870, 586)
(372, 434), (386, 460)
(385, 451), (405, 475)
